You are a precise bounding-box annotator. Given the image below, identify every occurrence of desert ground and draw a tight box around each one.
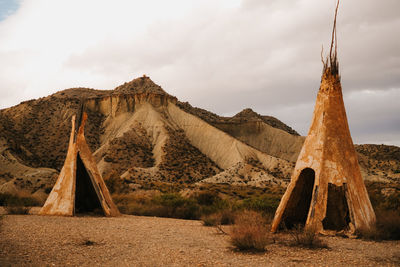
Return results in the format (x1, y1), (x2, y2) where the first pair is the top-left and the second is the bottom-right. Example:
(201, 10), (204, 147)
(0, 214), (399, 266)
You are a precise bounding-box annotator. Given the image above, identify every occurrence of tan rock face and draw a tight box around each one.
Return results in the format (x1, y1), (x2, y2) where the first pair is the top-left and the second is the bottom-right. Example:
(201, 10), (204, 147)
(271, 69), (376, 233)
(85, 93), (177, 117)
(215, 121), (304, 162)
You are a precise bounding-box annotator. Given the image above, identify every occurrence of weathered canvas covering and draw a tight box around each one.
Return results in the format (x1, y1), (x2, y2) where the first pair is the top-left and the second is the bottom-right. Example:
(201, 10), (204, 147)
(39, 113), (120, 217)
(271, 69), (375, 233)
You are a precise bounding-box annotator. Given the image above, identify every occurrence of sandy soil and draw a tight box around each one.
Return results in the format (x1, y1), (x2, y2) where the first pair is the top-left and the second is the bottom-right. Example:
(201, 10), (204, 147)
(0, 215), (399, 266)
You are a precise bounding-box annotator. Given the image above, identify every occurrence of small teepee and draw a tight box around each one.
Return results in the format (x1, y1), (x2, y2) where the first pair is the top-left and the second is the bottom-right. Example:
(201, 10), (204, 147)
(271, 1), (375, 233)
(40, 109), (120, 217)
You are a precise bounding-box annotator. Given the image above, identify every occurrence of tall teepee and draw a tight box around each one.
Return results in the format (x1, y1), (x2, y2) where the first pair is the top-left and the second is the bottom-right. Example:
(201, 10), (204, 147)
(271, 0), (375, 233)
(39, 108), (120, 217)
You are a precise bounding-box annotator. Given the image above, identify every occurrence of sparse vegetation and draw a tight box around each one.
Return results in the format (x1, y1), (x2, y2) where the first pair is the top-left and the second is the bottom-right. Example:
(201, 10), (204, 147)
(201, 213), (222, 226)
(104, 171), (124, 194)
(361, 182), (400, 240)
(366, 182), (400, 212)
(82, 239), (96, 246)
(0, 192), (40, 215)
(201, 209), (236, 226)
(240, 195), (280, 217)
(114, 192), (199, 219)
(219, 209), (236, 225)
(0, 192), (39, 207)
(5, 206), (30, 215)
(113, 187), (282, 222)
(230, 210), (271, 252)
(77, 232), (98, 246)
(288, 225), (328, 249)
(80, 238), (96, 246)
(114, 191), (226, 220)
(357, 210), (400, 241)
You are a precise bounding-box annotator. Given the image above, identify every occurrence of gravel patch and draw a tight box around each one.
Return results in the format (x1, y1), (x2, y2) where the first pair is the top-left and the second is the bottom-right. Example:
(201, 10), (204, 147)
(0, 215), (399, 266)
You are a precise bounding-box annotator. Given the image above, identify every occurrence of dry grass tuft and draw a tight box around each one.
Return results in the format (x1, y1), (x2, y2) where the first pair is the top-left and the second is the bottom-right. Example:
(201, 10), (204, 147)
(219, 209), (236, 225)
(202, 210), (236, 227)
(81, 239), (96, 246)
(77, 233), (99, 246)
(288, 225), (328, 249)
(230, 210), (271, 252)
(357, 210), (400, 241)
(201, 213), (221, 226)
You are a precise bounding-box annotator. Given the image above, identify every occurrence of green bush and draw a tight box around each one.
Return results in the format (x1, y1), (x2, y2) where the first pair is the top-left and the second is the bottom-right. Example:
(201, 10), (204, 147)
(240, 195), (280, 216)
(200, 198), (230, 216)
(154, 193), (187, 208)
(196, 191), (219, 206)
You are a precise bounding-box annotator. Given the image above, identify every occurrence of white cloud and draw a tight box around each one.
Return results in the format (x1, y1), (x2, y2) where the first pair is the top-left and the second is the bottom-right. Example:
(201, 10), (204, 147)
(0, 0), (399, 146)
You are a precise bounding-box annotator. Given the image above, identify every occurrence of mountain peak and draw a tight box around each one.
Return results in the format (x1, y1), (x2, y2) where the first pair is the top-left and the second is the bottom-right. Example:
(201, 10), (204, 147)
(231, 108), (300, 135)
(231, 108), (262, 122)
(114, 75), (168, 95)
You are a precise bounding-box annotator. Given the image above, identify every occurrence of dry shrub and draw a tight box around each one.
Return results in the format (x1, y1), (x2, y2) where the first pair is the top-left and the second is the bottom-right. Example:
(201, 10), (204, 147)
(241, 195), (280, 218)
(114, 191), (160, 215)
(114, 192), (200, 219)
(0, 192), (40, 207)
(5, 206), (30, 215)
(104, 171), (124, 194)
(113, 191), (159, 206)
(0, 192), (39, 215)
(77, 232), (98, 246)
(219, 209), (236, 225)
(289, 225), (328, 249)
(230, 210), (271, 252)
(196, 191), (219, 206)
(357, 210), (400, 241)
(202, 213), (221, 226)
(80, 238), (96, 246)
(202, 210), (236, 226)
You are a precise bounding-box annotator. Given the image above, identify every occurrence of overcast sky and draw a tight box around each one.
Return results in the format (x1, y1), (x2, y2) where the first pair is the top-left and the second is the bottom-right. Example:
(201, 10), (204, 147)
(0, 0), (399, 146)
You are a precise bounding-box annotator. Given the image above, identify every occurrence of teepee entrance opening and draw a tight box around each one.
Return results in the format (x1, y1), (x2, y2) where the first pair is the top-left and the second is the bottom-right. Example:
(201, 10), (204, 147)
(39, 112), (120, 217)
(281, 168), (315, 229)
(322, 183), (350, 230)
(75, 153), (104, 215)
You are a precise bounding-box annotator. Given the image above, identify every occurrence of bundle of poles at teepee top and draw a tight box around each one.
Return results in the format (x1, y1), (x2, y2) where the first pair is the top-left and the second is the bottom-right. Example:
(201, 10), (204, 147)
(271, 0), (376, 234)
(324, 0), (340, 76)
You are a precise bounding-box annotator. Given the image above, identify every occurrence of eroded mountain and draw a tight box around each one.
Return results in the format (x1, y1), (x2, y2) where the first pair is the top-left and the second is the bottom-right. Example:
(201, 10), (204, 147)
(0, 76), (398, 200)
